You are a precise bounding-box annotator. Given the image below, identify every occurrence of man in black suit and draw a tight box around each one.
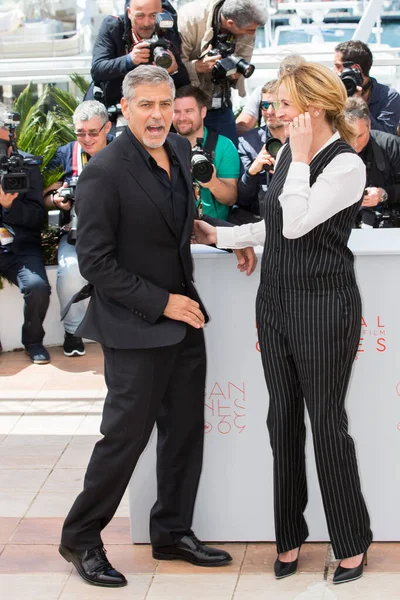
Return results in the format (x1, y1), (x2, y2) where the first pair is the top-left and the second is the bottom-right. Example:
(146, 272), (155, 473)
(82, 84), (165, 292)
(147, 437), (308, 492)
(59, 65), (255, 588)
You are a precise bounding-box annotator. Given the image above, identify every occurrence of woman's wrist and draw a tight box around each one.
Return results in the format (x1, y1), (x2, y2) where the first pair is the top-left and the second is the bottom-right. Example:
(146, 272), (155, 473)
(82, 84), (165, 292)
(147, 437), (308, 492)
(291, 154), (310, 164)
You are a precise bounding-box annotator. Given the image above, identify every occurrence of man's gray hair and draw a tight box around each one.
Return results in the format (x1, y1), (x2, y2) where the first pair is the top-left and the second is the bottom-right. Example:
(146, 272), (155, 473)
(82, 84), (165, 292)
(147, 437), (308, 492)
(122, 65), (175, 102)
(221, 0), (268, 28)
(72, 100), (109, 125)
(344, 96), (370, 123)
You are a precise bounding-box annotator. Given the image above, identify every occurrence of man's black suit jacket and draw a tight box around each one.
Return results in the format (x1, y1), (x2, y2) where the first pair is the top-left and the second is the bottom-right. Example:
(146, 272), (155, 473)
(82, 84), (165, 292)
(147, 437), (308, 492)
(74, 129), (208, 349)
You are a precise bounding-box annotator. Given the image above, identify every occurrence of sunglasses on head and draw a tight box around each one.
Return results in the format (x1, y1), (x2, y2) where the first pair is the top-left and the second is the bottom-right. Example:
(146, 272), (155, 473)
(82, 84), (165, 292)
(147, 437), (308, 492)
(260, 100), (276, 111)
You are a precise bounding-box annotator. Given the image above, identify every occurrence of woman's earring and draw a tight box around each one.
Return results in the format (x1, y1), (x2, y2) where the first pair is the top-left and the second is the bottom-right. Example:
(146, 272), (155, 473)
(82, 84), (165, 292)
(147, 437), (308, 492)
(314, 110), (320, 117)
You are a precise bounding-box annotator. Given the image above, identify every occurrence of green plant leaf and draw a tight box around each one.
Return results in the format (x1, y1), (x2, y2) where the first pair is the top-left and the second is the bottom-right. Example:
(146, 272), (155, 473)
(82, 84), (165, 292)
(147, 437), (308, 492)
(70, 72), (91, 96)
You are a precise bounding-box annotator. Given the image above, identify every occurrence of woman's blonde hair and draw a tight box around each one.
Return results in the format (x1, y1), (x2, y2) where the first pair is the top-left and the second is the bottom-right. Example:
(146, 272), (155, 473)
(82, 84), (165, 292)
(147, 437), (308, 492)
(277, 56), (355, 145)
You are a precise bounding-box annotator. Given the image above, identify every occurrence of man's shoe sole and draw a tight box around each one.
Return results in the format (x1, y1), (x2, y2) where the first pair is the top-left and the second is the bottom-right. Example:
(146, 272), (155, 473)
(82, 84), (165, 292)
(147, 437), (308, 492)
(152, 550), (232, 566)
(59, 545), (127, 588)
(24, 351), (50, 365)
(63, 349), (86, 357)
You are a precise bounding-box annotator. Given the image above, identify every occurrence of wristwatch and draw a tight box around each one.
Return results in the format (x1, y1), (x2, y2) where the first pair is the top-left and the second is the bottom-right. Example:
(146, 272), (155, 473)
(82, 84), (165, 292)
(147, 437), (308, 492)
(380, 188), (388, 204)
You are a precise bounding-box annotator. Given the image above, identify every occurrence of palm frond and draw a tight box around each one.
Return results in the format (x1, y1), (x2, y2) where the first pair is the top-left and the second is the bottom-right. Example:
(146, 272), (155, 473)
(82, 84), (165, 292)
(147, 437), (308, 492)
(13, 82), (34, 133)
(48, 85), (79, 119)
(70, 73), (91, 96)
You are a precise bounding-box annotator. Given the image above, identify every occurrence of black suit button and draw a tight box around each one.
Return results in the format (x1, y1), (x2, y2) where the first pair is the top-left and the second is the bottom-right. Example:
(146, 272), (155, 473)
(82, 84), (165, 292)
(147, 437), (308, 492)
(181, 282), (186, 288)
(138, 312), (143, 317)
(143, 315), (147, 319)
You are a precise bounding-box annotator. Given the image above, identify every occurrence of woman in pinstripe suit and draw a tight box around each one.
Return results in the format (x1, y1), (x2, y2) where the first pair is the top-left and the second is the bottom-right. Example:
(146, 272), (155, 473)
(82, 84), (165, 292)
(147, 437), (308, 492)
(193, 60), (372, 584)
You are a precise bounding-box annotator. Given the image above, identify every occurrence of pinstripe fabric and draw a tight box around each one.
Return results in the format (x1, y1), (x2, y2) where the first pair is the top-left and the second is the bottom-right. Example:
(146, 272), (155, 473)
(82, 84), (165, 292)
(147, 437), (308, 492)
(256, 141), (372, 559)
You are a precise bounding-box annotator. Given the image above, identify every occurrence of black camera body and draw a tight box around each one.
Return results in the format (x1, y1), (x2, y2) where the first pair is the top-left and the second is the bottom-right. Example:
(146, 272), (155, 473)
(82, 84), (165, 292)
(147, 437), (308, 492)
(59, 176), (79, 245)
(146, 12), (174, 70)
(340, 62), (364, 97)
(208, 34), (255, 84)
(0, 112), (42, 195)
(358, 206), (400, 229)
(191, 138), (214, 184)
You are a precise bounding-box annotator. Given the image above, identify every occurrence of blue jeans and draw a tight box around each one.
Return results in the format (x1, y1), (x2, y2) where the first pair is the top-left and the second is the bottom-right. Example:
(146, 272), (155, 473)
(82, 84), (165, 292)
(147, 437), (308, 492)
(204, 108), (238, 147)
(0, 251), (50, 346)
(57, 234), (87, 334)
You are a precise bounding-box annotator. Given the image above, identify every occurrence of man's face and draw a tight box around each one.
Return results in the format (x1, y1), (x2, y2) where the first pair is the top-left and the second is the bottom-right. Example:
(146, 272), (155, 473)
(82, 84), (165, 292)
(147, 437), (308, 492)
(121, 83), (174, 149)
(261, 92), (284, 131)
(225, 20), (259, 37)
(74, 116), (111, 156)
(333, 51), (345, 74)
(350, 118), (370, 154)
(173, 97), (206, 138)
(128, 0), (162, 39)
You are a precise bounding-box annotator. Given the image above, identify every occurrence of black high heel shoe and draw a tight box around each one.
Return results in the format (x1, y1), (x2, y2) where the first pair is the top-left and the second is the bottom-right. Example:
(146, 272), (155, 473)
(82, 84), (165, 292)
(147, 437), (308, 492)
(333, 552), (368, 585)
(274, 547), (301, 579)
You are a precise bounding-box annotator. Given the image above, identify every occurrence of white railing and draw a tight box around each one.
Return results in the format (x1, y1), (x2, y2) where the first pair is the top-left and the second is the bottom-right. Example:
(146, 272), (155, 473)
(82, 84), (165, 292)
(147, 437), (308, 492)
(0, 29), (86, 60)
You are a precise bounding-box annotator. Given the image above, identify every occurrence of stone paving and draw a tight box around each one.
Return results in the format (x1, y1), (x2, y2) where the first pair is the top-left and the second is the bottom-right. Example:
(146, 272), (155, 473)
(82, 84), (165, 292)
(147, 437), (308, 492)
(0, 344), (399, 599)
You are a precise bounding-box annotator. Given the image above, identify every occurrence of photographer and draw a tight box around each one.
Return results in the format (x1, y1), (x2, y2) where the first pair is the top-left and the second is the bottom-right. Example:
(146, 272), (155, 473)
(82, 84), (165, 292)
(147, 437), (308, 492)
(334, 40), (400, 135)
(0, 104), (51, 364)
(237, 79), (286, 221)
(344, 96), (400, 228)
(173, 85), (240, 220)
(44, 101), (113, 356)
(91, 0), (189, 111)
(178, 0), (267, 146)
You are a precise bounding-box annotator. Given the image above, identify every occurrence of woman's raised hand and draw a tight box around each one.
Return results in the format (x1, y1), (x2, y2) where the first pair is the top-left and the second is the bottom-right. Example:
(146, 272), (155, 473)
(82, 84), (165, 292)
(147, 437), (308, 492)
(289, 112), (313, 164)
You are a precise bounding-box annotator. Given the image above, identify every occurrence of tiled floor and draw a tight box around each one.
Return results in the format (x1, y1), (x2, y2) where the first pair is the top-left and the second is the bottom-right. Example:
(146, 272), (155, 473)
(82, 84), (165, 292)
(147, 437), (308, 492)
(0, 344), (399, 599)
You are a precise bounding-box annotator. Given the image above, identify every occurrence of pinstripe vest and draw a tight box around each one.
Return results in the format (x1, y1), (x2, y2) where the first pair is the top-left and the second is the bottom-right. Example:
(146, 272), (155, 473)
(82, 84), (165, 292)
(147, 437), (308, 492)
(260, 140), (364, 291)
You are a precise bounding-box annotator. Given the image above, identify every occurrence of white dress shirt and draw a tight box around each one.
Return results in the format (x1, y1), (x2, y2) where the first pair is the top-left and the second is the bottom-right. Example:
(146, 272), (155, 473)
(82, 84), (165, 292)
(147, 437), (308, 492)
(217, 132), (366, 249)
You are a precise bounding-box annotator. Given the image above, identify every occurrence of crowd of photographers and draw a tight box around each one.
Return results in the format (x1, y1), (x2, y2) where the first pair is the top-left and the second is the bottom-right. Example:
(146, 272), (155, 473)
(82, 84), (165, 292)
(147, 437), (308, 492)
(1, 0), (400, 364)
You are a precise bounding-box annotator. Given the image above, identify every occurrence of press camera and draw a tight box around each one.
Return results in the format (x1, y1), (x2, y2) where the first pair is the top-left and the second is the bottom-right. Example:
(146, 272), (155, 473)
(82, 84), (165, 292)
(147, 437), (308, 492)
(191, 138), (214, 184)
(0, 112), (42, 195)
(208, 33), (255, 84)
(59, 176), (79, 245)
(340, 62), (364, 97)
(146, 12), (174, 70)
(264, 137), (283, 172)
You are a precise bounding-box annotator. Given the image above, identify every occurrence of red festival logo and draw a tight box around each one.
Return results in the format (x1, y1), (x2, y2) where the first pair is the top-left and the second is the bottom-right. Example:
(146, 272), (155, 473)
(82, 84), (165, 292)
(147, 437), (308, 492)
(204, 382), (246, 435)
(357, 315), (387, 357)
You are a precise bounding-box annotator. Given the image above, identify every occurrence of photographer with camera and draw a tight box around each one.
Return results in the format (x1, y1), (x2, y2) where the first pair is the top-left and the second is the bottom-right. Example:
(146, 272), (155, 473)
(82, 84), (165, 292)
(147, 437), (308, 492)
(0, 104), (51, 364)
(178, 0), (267, 147)
(334, 40), (400, 135)
(91, 0), (189, 118)
(344, 96), (400, 228)
(44, 101), (113, 357)
(237, 80), (286, 222)
(173, 85), (240, 220)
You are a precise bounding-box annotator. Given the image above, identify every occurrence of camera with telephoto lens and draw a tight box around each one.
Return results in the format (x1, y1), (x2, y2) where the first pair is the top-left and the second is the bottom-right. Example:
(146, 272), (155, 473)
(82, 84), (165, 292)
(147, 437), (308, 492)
(263, 137), (283, 173)
(146, 12), (174, 70)
(0, 112), (42, 194)
(340, 62), (364, 97)
(59, 176), (79, 245)
(208, 33), (255, 84)
(191, 138), (214, 184)
(357, 206), (400, 229)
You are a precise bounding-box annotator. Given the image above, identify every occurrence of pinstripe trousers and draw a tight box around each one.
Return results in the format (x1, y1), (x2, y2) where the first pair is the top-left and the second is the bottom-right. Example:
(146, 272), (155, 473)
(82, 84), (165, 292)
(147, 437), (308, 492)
(256, 281), (372, 559)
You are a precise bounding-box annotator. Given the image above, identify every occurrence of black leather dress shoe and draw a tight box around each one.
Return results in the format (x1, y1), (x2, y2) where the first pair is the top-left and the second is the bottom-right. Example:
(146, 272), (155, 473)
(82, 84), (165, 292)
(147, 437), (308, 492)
(152, 534), (232, 566)
(59, 544), (127, 587)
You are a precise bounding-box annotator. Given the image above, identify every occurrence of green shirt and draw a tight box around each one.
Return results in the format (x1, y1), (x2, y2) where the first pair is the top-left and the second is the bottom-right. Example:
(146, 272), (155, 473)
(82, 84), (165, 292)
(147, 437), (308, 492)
(198, 127), (240, 221)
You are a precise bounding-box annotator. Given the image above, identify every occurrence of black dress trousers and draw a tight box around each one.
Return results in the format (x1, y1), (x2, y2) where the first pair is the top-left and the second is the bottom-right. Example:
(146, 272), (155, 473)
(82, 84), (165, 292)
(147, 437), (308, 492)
(61, 326), (206, 550)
